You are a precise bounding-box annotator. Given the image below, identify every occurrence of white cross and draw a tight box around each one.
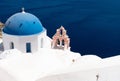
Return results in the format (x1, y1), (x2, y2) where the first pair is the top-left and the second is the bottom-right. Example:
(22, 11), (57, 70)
(22, 7), (25, 13)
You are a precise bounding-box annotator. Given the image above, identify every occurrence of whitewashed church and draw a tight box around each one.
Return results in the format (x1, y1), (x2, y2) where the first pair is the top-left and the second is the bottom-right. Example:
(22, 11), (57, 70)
(0, 8), (120, 81)
(1, 8), (70, 53)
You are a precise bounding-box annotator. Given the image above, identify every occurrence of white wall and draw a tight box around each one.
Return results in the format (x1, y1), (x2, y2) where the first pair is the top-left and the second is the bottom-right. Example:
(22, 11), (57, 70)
(2, 32), (19, 50)
(36, 66), (120, 81)
(36, 69), (100, 81)
(0, 67), (17, 81)
(2, 30), (51, 53)
(99, 65), (120, 81)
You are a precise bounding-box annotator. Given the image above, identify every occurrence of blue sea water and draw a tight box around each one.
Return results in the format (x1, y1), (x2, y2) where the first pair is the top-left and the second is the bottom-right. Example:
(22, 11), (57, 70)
(0, 0), (120, 58)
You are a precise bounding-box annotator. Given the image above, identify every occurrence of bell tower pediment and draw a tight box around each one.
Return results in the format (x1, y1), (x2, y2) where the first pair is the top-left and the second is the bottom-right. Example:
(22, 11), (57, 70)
(51, 26), (70, 50)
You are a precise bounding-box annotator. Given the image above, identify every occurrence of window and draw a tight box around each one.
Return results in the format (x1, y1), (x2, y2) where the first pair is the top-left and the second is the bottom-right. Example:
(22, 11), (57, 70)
(19, 23), (23, 28)
(62, 40), (64, 45)
(60, 29), (63, 35)
(10, 42), (14, 49)
(33, 22), (35, 24)
(57, 39), (60, 45)
(41, 38), (43, 48)
(26, 43), (31, 53)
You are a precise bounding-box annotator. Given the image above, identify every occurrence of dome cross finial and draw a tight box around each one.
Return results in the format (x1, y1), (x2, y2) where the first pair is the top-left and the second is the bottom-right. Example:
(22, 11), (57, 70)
(22, 7), (25, 13)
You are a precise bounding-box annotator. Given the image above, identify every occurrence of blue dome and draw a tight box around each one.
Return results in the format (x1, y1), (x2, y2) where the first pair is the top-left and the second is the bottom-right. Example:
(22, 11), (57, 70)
(3, 12), (44, 35)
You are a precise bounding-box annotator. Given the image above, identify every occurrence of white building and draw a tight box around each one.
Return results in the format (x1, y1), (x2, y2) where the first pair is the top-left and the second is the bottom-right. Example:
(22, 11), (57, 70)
(2, 9), (51, 53)
(0, 9), (120, 81)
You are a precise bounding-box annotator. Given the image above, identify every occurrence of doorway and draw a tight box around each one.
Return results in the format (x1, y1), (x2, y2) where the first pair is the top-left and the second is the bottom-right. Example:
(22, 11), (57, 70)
(26, 42), (31, 53)
(10, 42), (14, 49)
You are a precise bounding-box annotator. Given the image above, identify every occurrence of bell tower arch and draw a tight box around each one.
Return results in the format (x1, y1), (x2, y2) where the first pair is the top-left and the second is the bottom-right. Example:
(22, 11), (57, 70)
(51, 26), (70, 50)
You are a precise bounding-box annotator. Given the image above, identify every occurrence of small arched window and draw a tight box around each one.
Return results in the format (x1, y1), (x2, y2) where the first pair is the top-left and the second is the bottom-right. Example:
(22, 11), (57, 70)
(33, 22), (35, 24)
(10, 42), (14, 49)
(60, 29), (63, 35)
(62, 40), (64, 45)
(41, 38), (43, 48)
(19, 23), (23, 28)
(57, 39), (60, 45)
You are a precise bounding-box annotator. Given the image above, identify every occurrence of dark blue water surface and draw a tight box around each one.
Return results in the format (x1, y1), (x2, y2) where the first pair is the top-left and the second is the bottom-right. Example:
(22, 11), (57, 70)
(0, 0), (120, 58)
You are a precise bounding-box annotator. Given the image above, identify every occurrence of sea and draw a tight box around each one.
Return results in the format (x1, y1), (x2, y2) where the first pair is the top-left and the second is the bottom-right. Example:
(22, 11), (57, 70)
(0, 0), (120, 58)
